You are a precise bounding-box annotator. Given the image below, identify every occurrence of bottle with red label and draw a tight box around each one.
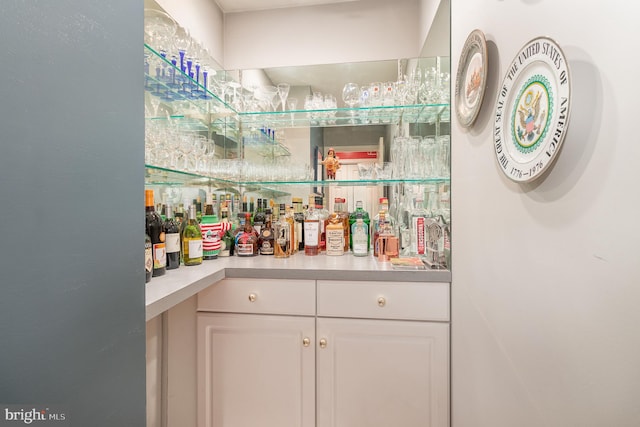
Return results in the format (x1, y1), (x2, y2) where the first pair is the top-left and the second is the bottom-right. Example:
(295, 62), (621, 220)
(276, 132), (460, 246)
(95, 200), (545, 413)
(410, 196), (427, 256)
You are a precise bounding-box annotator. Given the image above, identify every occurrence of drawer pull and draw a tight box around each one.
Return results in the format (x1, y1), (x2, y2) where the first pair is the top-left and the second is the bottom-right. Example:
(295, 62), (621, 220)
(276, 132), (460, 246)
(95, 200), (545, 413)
(319, 338), (327, 349)
(303, 337), (311, 347)
(248, 293), (257, 302)
(377, 297), (386, 307)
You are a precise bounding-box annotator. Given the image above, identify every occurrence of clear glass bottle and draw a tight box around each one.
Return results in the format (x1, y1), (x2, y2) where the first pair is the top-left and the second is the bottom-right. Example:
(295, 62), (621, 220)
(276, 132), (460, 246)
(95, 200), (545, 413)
(163, 204), (181, 270)
(304, 195), (320, 256)
(351, 213), (369, 257)
(349, 200), (370, 250)
(182, 204), (203, 266)
(316, 196), (329, 253)
(274, 204), (291, 258)
(410, 197), (428, 256)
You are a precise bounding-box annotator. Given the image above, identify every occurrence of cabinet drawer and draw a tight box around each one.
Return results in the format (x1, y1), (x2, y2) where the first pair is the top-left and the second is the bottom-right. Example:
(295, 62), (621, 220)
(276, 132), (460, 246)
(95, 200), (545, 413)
(317, 280), (449, 321)
(198, 278), (315, 316)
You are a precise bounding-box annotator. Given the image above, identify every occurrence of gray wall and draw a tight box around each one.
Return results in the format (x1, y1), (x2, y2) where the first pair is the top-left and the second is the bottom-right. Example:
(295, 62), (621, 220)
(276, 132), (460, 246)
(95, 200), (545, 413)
(0, 1), (145, 426)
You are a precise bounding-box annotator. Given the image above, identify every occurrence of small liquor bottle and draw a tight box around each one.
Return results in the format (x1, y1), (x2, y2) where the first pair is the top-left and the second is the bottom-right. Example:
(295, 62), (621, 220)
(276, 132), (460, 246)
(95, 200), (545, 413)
(145, 189), (166, 277)
(258, 208), (274, 255)
(163, 204), (181, 270)
(349, 201), (370, 250)
(351, 213), (369, 257)
(316, 196), (329, 253)
(182, 204), (203, 266)
(303, 195), (320, 256)
(325, 214), (345, 256)
(274, 204), (291, 258)
(236, 212), (258, 257)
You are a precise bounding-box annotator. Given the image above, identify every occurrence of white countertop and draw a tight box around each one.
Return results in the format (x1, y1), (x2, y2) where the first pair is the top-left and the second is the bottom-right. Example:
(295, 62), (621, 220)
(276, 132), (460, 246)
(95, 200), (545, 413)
(145, 253), (451, 321)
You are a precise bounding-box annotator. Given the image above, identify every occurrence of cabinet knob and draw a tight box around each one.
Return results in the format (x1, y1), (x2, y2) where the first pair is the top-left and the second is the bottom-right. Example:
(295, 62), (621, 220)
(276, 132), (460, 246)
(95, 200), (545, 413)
(248, 293), (257, 302)
(303, 337), (311, 347)
(377, 296), (386, 307)
(319, 338), (327, 349)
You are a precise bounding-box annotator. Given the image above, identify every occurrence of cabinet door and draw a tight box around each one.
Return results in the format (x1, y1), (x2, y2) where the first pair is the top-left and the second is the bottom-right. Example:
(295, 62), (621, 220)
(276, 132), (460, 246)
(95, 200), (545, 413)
(197, 312), (315, 427)
(317, 317), (449, 427)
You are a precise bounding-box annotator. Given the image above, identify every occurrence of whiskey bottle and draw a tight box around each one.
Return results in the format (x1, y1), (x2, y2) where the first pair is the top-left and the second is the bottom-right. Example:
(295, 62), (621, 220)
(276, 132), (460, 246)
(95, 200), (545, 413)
(325, 214), (345, 256)
(258, 208), (274, 255)
(236, 212), (258, 257)
(274, 204), (291, 258)
(303, 195), (320, 256)
(332, 197), (350, 253)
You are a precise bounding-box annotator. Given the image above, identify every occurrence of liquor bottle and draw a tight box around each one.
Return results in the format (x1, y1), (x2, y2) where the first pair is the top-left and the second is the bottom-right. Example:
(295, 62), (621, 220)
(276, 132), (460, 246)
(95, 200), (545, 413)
(200, 210), (220, 260)
(253, 198), (266, 234)
(236, 212), (258, 257)
(292, 197), (304, 251)
(351, 213), (369, 257)
(373, 197), (395, 237)
(258, 208), (275, 255)
(373, 210), (386, 257)
(163, 204), (181, 270)
(332, 197), (350, 253)
(349, 200), (370, 250)
(285, 206), (296, 254)
(410, 197), (428, 257)
(145, 189), (166, 277)
(220, 229), (234, 257)
(194, 196), (202, 223)
(182, 204), (203, 266)
(325, 214), (345, 256)
(316, 196), (329, 253)
(274, 204), (291, 258)
(424, 185), (446, 269)
(303, 195), (320, 256)
(145, 233), (152, 283)
(242, 195), (248, 216)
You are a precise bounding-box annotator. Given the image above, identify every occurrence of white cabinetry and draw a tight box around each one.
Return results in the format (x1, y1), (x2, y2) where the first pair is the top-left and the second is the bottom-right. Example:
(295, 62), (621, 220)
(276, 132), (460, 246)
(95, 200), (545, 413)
(197, 278), (316, 427)
(316, 280), (450, 427)
(197, 278), (450, 427)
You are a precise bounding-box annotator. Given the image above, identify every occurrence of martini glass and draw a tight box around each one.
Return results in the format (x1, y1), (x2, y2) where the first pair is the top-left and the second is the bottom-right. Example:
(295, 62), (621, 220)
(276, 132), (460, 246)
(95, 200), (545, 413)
(277, 83), (290, 112)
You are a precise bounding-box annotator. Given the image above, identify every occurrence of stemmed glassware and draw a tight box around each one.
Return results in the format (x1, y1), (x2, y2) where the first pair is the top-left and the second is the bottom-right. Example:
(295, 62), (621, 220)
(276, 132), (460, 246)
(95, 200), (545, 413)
(277, 83), (290, 112)
(342, 83), (360, 124)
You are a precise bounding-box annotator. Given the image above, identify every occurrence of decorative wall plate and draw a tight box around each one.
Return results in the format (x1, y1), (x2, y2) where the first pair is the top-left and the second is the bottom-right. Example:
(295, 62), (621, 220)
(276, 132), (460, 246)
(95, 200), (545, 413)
(455, 29), (488, 128)
(493, 36), (571, 183)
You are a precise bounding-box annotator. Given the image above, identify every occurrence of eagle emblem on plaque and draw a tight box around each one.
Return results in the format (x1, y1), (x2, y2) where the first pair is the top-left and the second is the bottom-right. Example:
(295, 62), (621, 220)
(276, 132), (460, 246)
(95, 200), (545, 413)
(512, 75), (552, 154)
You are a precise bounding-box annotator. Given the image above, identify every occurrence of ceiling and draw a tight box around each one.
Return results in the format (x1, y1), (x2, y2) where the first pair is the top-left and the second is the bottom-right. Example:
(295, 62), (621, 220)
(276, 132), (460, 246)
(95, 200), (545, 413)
(214, 0), (364, 14)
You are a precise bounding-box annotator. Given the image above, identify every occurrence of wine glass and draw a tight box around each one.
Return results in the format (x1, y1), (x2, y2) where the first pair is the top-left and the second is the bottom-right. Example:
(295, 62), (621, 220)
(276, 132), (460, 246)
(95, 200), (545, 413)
(342, 83), (359, 124)
(277, 83), (290, 112)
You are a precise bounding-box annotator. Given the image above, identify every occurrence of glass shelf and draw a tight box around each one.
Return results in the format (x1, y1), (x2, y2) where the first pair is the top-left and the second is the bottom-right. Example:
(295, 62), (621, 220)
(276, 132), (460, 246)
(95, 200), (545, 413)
(146, 164), (448, 188)
(144, 44), (235, 125)
(238, 104), (450, 128)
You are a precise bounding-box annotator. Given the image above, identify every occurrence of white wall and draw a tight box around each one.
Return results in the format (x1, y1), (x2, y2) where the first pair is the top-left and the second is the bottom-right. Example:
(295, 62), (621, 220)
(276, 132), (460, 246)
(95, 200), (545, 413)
(451, 1), (640, 426)
(152, 0), (225, 65)
(223, 0), (421, 70)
